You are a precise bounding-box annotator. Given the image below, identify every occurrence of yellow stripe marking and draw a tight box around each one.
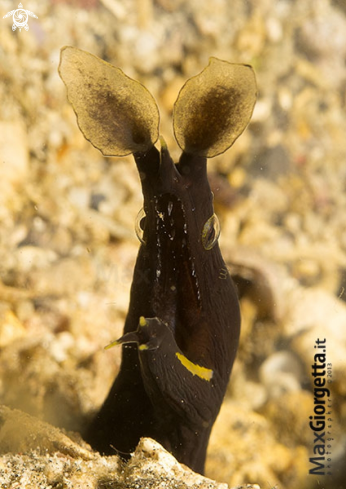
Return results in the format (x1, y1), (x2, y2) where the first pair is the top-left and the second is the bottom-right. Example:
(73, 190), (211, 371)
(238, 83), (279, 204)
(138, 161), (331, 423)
(175, 352), (213, 381)
(139, 316), (147, 327)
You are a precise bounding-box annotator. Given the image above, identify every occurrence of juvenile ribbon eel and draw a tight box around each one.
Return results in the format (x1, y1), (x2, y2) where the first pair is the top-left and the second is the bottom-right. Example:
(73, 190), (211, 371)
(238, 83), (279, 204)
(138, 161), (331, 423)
(86, 146), (240, 474)
(58, 47), (256, 474)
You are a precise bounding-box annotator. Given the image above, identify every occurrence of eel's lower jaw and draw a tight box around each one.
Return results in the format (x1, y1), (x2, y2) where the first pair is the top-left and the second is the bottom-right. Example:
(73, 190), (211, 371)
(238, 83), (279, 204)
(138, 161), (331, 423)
(105, 317), (170, 352)
(104, 331), (139, 350)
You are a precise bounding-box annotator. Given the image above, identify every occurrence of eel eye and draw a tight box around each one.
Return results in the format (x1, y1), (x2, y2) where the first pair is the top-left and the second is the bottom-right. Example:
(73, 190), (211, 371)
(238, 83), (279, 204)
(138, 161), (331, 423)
(135, 208), (146, 244)
(201, 214), (220, 250)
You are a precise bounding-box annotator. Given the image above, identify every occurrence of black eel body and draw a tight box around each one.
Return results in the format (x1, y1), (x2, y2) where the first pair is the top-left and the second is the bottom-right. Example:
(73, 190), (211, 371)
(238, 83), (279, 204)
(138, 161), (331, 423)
(85, 146), (240, 474)
(58, 47), (256, 474)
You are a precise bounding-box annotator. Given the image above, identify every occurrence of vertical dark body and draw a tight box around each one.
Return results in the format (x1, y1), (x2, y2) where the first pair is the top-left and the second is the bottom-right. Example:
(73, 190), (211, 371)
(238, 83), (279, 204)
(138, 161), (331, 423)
(86, 146), (241, 474)
(58, 48), (255, 475)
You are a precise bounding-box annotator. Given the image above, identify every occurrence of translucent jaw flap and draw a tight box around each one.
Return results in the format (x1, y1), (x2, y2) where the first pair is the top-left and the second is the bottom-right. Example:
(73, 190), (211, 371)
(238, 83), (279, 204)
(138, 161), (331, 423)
(173, 58), (257, 158)
(59, 46), (160, 157)
(59, 49), (256, 160)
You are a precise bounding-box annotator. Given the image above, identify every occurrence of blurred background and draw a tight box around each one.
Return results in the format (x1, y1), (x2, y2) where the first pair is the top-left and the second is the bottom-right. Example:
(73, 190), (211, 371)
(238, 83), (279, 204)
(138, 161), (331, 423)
(1, 0), (346, 487)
